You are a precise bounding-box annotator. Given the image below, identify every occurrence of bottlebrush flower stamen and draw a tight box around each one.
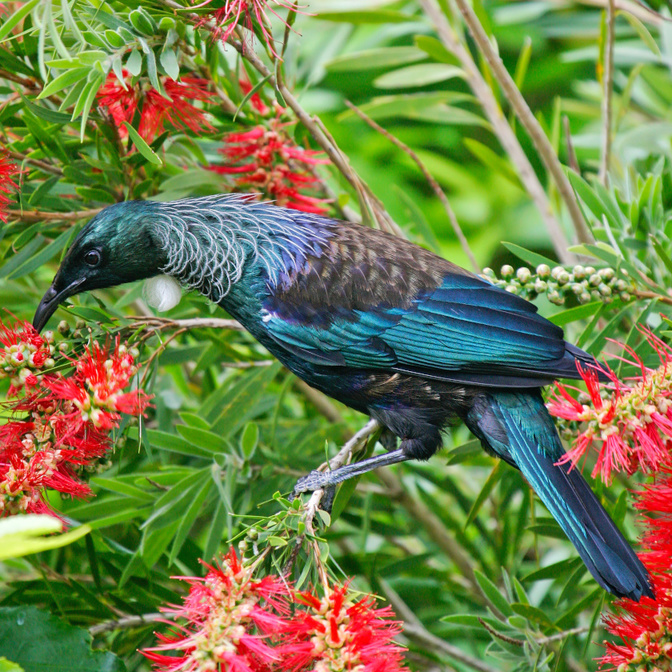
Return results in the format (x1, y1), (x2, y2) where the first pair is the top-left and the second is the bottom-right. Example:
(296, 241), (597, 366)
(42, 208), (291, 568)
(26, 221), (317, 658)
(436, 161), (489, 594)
(548, 329), (672, 482)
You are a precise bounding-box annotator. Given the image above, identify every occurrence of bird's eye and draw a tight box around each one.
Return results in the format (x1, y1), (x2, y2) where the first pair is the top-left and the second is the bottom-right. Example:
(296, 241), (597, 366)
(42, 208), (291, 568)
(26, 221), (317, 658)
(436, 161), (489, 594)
(83, 249), (101, 267)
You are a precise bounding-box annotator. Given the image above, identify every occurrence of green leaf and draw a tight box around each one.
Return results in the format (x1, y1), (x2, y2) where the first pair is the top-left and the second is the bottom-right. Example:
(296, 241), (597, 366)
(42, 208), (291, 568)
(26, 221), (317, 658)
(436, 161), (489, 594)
(474, 569), (513, 617)
(176, 425), (229, 455)
(122, 122), (162, 166)
(0, 658), (24, 672)
(169, 477), (212, 563)
(316, 10), (411, 23)
(7, 228), (74, 280)
(464, 462), (502, 530)
(619, 10), (661, 56)
(0, 236), (44, 279)
(159, 48), (179, 81)
(326, 47), (426, 72)
(414, 36), (458, 65)
(510, 603), (555, 629)
(126, 49), (142, 76)
(38, 68), (90, 99)
(234, 73), (272, 120)
(18, 94), (72, 124)
(144, 428), (218, 459)
(0, 0), (41, 43)
(0, 606), (125, 672)
(374, 64), (463, 89)
(0, 515), (90, 560)
(547, 302), (602, 327)
(206, 362), (281, 435)
(464, 139), (522, 189)
(240, 422), (259, 459)
(500, 242), (558, 269)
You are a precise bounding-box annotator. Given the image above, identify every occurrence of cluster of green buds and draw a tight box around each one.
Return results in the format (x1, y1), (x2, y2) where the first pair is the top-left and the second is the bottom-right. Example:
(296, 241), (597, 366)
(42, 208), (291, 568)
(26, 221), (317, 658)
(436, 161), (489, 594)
(480, 264), (635, 306)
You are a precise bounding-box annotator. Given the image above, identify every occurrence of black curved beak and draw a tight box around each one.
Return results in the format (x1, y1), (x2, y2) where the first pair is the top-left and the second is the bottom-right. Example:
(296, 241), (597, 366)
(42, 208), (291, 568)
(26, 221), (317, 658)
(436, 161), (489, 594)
(32, 278), (85, 333)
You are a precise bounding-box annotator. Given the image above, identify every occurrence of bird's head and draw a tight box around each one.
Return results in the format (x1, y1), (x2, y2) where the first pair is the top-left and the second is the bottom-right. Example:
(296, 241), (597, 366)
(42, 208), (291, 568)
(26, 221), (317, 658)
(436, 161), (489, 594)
(33, 201), (167, 332)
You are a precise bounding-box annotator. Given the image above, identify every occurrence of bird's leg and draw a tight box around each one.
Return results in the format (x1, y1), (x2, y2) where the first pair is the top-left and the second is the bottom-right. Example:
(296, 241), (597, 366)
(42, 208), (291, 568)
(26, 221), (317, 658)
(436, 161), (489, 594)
(292, 448), (409, 495)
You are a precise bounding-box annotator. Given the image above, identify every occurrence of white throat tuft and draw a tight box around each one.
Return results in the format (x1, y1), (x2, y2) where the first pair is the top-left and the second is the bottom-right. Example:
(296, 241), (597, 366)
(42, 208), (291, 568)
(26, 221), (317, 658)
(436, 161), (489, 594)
(143, 274), (183, 312)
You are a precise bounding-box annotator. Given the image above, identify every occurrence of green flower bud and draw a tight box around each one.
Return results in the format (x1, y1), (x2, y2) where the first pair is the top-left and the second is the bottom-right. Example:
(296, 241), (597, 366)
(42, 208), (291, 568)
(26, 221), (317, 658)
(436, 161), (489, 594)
(57, 320), (70, 335)
(536, 264), (551, 278)
(516, 267), (531, 283)
(571, 283), (584, 295)
(501, 265), (514, 278)
(598, 283), (612, 296)
(534, 279), (547, 293)
(579, 291), (592, 304)
(505, 284), (518, 294)
(598, 267), (615, 281)
(482, 267), (496, 278)
(572, 265), (586, 280)
(585, 266), (596, 276)
(620, 292), (631, 302)
(588, 274), (601, 287)
(556, 271), (570, 285)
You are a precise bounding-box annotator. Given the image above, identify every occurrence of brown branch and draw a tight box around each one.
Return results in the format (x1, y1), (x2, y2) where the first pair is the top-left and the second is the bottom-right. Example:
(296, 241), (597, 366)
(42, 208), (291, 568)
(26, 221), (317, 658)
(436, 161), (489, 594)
(417, 0), (575, 263)
(127, 316), (246, 331)
(632, 289), (672, 306)
(567, 0), (666, 25)
(447, 0), (593, 245)
(7, 207), (102, 222)
(477, 617), (524, 647)
(0, 68), (39, 89)
(5, 149), (63, 176)
(344, 100), (480, 273)
(599, 0), (616, 186)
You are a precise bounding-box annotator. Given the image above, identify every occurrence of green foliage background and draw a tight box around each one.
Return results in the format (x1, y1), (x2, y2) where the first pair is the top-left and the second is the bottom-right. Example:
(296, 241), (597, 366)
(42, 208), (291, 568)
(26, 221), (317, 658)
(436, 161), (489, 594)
(2, 1), (672, 671)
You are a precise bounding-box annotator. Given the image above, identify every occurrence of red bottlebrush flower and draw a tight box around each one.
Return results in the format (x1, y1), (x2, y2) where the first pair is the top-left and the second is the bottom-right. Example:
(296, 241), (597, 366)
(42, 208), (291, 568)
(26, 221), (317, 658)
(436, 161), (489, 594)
(193, 0), (300, 58)
(142, 548), (292, 672)
(548, 329), (672, 482)
(46, 340), (150, 431)
(599, 467), (672, 671)
(0, 319), (55, 395)
(212, 121), (330, 213)
(0, 151), (18, 223)
(0, 323), (150, 520)
(97, 72), (213, 143)
(281, 583), (408, 672)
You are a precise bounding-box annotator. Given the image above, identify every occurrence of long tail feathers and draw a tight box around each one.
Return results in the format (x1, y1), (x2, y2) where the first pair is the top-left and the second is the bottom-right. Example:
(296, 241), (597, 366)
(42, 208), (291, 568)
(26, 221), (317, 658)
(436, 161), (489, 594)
(465, 391), (653, 601)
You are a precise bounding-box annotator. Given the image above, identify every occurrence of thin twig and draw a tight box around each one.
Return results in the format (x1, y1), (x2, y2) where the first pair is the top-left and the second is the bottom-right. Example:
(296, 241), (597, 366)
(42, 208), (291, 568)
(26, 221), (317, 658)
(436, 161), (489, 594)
(567, 0), (666, 25)
(448, 0), (593, 245)
(0, 68), (39, 88)
(89, 612), (166, 636)
(344, 100), (480, 273)
(536, 625), (590, 645)
(5, 149), (63, 176)
(477, 617), (524, 647)
(128, 316), (246, 331)
(417, 0), (575, 262)
(599, 0), (616, 186)
(7, 207), (102, 222)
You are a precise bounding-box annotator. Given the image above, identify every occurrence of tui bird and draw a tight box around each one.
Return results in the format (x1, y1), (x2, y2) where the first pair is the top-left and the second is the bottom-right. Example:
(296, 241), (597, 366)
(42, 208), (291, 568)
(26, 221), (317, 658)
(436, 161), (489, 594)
(33, 194), (653, 601)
